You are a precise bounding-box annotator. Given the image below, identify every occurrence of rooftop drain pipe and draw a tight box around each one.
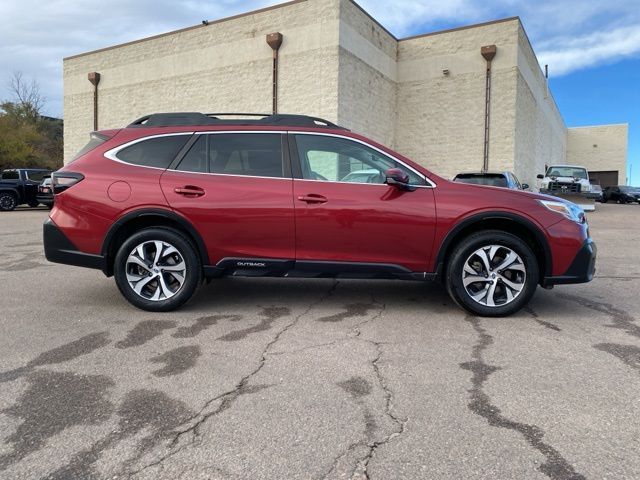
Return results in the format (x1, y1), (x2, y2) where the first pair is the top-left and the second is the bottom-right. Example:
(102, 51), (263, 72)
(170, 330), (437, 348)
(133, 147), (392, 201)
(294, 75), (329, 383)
(481, 45), (497, 173)
(266, 32), (283, 114)
(88, 72), (101, 131)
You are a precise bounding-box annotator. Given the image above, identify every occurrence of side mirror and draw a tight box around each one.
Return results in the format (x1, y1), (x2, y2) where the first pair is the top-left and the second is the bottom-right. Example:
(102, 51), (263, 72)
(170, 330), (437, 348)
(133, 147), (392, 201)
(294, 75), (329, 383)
(521, 183), (529, 190)
(536, 174), (544, 179)
(385, 168), (415, 191)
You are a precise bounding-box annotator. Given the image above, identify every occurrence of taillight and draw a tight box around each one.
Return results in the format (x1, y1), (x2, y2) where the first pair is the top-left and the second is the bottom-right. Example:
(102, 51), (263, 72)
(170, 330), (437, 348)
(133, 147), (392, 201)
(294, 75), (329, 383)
(52, 172), (84, 194)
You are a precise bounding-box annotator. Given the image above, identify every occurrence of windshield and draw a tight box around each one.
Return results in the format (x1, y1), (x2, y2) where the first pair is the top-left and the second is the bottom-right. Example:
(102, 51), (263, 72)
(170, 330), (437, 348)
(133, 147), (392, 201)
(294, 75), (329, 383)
(620, 186), (640, 193)
(454, 173), (508, 188)
(545, 167), (587, 179)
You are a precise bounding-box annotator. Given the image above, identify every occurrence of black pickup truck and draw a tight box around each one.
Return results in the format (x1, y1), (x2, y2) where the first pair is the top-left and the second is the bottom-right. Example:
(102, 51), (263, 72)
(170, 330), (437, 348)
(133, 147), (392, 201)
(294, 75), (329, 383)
(0, 168), (52, 211)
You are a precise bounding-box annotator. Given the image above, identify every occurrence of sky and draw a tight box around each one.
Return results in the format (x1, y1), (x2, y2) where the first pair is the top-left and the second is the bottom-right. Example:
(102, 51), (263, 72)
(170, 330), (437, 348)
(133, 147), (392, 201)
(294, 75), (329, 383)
(0, 0), (638, 183)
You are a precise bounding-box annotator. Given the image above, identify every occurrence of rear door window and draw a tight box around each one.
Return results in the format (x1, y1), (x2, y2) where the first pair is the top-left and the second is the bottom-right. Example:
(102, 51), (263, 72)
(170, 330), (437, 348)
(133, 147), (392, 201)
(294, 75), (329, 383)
(209, 133), (284, 178)
(116, 135), (191, 169)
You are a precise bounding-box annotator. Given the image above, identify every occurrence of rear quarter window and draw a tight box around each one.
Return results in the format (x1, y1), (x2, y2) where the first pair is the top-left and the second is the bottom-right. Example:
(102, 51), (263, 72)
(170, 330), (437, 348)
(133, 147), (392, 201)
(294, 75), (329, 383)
(115, 135), (191, 169)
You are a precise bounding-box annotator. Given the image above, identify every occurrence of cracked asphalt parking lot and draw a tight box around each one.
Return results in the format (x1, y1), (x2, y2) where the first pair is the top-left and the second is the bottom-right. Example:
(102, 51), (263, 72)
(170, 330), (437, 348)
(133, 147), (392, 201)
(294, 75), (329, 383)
(1, 204), (639, 479)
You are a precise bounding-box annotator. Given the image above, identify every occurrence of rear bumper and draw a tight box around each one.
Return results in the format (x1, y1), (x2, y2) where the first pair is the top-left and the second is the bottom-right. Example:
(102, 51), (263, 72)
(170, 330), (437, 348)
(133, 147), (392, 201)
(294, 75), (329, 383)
(43, 218), (104, 270)
(542, 238), (596, 287)
(36, 193), (53, 205)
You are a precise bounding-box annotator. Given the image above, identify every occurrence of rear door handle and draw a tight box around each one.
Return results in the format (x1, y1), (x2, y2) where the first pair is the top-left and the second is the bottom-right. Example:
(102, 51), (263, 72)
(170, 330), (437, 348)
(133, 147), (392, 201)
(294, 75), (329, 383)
(297, 194), (327, 204)
(174, 185), (205, 197)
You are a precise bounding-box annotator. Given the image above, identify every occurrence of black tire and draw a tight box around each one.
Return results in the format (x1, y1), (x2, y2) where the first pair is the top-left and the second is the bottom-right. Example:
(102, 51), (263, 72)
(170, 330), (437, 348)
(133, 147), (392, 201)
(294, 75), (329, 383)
(114, 227), (201, 312)
(601, 198), (608, 203)
(28, 200), (40, 208)
(445, 230), (539, 317)
(0, 192), (18, 211)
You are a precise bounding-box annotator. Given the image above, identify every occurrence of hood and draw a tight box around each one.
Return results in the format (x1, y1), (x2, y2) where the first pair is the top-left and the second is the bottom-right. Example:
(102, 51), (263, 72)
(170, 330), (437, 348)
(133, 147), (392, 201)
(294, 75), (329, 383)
(443, 177), (565, 202)
(451, 178), (586, 212)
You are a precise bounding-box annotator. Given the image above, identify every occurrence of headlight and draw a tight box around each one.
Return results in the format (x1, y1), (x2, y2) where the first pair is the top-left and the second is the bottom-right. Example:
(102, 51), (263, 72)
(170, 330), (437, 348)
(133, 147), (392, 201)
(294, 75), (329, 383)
(538, 200), (585, 223)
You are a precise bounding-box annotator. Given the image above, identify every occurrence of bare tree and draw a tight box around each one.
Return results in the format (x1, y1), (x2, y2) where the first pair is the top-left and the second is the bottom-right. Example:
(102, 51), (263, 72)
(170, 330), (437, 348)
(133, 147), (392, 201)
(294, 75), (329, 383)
(5, 71), (45, 120)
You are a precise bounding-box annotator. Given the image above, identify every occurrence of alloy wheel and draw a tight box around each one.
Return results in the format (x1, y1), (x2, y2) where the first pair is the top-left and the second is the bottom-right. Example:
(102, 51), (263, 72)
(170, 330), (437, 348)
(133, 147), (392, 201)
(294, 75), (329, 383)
(462, 245), (526, 307)
(125, 240), (187, 301)
(0, 195), (16, 210)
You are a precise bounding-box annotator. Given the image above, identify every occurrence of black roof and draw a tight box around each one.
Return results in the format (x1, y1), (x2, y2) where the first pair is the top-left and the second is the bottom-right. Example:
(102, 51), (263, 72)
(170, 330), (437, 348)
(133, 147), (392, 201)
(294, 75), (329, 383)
(128, 112), (347, 130)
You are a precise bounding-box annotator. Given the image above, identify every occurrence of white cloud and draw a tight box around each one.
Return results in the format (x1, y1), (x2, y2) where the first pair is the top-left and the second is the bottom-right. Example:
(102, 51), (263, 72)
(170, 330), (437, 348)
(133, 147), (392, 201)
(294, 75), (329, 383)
(537, 24), (640, 75)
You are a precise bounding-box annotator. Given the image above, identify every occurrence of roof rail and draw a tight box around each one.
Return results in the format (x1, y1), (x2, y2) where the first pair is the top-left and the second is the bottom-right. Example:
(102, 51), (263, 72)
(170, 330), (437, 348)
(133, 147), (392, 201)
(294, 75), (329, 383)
(127, 112), (347, 130)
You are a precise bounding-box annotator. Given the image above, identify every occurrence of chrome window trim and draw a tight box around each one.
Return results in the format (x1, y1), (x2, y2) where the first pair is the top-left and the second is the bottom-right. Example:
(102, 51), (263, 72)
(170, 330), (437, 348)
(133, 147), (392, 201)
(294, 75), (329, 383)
(104, 130), (437, 189)
(104, 132), (195, 171)
(163, 170), (292, 181)
(290, 131), (436, 188)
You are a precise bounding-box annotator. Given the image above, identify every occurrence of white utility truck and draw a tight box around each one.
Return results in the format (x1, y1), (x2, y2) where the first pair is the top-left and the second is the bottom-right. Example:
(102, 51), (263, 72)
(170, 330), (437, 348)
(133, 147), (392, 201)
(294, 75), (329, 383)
(537, 165), (597, 212)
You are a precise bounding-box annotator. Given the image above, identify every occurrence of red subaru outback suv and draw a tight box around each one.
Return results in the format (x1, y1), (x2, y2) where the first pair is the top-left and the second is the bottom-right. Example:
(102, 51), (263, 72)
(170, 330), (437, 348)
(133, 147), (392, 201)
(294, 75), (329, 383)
(44, 113), (595, 316)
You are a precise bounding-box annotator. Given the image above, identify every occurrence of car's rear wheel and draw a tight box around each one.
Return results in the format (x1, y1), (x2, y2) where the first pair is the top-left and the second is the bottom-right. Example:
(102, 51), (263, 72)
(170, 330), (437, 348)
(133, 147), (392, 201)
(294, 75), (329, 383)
(114, 228), (201, 311)
(446, 230), (539, 317)
(0, 192), (18, 211)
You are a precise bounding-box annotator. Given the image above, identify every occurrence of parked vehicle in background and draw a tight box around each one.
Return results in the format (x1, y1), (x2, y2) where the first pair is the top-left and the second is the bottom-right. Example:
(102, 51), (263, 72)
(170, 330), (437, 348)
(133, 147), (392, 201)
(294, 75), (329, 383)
(37, 176), (54, 209)
(0, 168), (52, 211)
(537, 165), (597, 212)
(602, 186), (640, 204)
(591, 184), (603, 203)
(452, 172), (529, 190)
(44, 112), (596, 317)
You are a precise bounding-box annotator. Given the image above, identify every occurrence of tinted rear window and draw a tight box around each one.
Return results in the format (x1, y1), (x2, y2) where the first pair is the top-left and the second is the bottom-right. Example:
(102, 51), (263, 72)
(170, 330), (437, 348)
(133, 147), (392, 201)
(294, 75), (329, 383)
(454, 174), (508, 187)
(116, 135), (190, 169)
(209, 133), (284, 178)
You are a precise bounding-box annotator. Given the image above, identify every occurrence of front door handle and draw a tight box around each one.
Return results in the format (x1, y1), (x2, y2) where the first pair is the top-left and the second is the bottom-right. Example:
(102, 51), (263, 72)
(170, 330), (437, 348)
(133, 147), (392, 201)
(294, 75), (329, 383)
(297, 194), (327, 204)
(174, 185), (205, 197)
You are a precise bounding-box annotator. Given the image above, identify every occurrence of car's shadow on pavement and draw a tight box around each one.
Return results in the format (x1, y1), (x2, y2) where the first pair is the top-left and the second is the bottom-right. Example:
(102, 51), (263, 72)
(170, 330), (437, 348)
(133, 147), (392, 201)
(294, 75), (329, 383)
(186, 277), (459, 315)
(72, 273), (600, 325)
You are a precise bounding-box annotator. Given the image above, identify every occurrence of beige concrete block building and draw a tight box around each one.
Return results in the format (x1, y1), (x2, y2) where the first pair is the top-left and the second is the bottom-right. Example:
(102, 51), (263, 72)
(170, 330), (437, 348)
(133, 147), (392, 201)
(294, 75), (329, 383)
(63, 0), (628, 187)
(566, 124), (628, 186)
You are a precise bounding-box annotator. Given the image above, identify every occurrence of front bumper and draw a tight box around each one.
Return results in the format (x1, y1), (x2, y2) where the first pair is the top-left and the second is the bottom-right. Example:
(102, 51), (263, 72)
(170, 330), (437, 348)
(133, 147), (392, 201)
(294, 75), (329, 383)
(542, 238), (596, 287)
(43, 218), (104, 270)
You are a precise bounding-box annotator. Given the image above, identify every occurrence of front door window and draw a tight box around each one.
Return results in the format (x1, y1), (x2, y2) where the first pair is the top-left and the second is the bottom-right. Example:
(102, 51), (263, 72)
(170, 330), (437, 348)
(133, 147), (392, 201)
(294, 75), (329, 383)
(294, 134), (426, 186)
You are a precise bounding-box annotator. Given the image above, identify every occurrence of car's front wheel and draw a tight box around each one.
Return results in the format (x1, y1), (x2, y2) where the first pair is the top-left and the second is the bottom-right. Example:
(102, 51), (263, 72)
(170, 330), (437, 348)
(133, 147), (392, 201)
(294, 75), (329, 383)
(114, 228), (201, 311)
(446, 230), (539, 317)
